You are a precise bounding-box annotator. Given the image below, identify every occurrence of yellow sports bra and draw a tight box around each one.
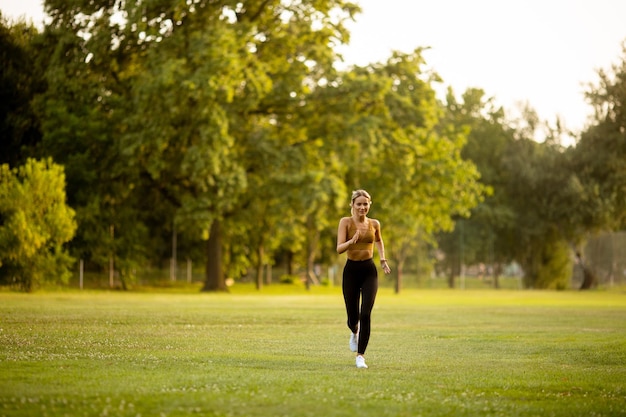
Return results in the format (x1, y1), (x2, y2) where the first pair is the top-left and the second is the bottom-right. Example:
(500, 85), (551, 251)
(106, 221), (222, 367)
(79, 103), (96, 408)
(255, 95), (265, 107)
(347, 219), (376, 251)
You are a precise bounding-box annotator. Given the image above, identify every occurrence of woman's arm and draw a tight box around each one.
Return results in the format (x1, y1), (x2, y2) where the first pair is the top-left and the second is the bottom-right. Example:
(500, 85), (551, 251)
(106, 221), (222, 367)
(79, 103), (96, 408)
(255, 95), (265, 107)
(374, 220), (391, 274)
(337, 218), (359, 254)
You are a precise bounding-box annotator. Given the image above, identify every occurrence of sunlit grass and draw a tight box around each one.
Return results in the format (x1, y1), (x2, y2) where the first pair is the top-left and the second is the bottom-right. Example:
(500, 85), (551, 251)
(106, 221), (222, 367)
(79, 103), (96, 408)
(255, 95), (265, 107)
(1, 288), (625, 416)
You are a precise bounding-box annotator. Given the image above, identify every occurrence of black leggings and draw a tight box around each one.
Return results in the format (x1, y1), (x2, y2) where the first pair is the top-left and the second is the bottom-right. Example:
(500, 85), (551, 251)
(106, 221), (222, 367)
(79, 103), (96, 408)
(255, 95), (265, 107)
(342, 258), (378, 355)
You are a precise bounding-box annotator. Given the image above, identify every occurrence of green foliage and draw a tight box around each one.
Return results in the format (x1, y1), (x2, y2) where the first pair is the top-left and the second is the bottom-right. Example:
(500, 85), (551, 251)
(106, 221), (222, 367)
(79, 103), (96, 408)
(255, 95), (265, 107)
(279, 274), (302, 285)
(439, 87), (614, 289)
(533, 237), (572, 290)
(0, 17), (45, 167)
(438, 89), (516, 285)
(8, 2), (624, 292)
(573, 42), (626, 231)
(32, 0), (363, 290)
(0, 158), (76, 291)
(305, 50), (486, 291)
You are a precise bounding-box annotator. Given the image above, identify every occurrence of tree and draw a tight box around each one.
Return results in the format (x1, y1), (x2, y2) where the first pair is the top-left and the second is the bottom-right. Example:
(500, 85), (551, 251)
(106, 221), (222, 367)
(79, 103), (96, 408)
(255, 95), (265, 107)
(566, 42), (626, 289)
(35, 0), (360, 291)
(498, 43), (626, 289)
(313, 51), (486, 292)
(500, 128), (578, 289)
(438, 88), (516, 288)
(0, 16), (45, 167)
(572, 42), (626, 232)
(34, 1), (154, 287)
(122, 4), (250, 291)
(199, 0), (358, 290)
(369, 53), (485, 292)
(0, 158), (76, 291)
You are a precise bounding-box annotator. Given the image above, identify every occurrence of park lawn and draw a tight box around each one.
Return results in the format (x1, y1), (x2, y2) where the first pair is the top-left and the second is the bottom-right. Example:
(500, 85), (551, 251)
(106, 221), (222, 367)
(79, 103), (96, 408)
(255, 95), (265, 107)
(0, 288), (625, 417)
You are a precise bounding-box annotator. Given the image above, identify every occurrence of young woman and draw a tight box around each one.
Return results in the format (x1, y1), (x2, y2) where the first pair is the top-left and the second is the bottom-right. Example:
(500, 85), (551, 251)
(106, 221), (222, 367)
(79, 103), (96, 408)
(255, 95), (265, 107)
(336, 189), (391, 368)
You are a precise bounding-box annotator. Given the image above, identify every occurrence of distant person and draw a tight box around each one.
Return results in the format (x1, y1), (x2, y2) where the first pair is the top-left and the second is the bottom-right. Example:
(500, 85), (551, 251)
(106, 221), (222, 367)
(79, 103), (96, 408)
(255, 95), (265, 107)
(336, 189), (391, 368)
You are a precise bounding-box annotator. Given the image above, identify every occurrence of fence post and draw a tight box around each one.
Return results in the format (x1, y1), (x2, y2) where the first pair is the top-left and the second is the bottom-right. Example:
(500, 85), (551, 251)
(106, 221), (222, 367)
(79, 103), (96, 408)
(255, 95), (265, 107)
(109, 224), (114, 288)
(171, 224), (177, 281)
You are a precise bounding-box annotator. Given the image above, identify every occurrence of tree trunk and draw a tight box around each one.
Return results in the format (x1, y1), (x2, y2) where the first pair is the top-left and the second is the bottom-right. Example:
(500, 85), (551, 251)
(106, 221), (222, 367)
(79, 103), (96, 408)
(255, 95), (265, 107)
(447, 272), (456, 288)
(577, 252), (597, 290)
(202, 219), (227, 292)
(394, 258), (404, 294)
(265, 263), (272, 286)
(305, 217), (320, 290)
(493, 263), (501, 289)
(305, 247), (320, 290)
(286, 251), (294, 275)
(255, 245), (264, 290)
(580, 266), (596, 290)
(447, 257), (459, 288)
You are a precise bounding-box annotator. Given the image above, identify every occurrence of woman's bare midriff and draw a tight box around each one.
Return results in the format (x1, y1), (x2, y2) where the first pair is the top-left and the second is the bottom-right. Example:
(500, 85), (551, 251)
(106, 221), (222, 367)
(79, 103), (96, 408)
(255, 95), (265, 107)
(347, 249), (374, 261)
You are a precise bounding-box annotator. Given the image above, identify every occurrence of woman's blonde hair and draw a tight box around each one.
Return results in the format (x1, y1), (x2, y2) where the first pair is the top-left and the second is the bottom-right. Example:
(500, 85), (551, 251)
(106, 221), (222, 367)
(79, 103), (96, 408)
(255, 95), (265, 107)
(350, 190), (372, 215)
(351, 189), (372, 204)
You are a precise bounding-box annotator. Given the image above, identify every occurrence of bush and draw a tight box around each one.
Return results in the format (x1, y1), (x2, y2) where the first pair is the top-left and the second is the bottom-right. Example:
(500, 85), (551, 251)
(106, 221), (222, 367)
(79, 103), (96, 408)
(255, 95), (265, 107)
(534, 238), (572, 290)
(0, 158), (77, 291)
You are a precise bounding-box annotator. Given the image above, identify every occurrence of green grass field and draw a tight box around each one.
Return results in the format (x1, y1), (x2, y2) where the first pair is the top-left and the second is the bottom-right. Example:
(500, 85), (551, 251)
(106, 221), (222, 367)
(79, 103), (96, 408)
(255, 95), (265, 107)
(1, 287), (625, 417)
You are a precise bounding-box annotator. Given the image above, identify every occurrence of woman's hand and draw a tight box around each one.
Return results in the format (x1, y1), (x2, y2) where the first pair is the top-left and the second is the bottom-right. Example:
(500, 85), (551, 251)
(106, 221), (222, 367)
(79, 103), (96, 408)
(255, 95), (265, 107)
(350, 230), (360, 245)
(381, 259), (391, 275)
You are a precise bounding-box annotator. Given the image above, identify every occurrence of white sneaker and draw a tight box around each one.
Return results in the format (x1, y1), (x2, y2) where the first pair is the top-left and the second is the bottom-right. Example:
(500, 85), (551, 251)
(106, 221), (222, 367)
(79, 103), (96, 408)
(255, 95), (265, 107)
(349, 333), (358, 352)
(356, 355), (368, 369)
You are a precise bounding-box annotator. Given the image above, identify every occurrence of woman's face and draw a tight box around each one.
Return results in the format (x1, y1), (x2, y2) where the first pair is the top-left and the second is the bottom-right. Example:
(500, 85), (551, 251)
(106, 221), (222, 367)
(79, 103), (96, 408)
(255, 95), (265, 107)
(352, 196), (371, 216)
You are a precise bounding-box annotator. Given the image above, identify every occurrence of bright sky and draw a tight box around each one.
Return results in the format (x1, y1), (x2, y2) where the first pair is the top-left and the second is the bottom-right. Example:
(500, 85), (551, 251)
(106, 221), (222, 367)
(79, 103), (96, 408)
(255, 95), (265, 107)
(3, 0), (626, 135)
(338, 0), (626, 135)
